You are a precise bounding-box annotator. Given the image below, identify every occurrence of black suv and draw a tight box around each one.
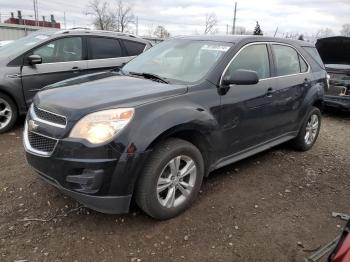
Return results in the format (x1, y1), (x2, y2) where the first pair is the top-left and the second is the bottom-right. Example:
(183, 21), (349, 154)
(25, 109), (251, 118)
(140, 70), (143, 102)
(24, 36), (326, 220)
(0, 29), (151, 133)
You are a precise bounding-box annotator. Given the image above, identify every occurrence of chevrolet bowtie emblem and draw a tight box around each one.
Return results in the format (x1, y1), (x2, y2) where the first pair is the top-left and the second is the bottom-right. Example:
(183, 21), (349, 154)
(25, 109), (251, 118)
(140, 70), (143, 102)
(28, 120), (39, 132)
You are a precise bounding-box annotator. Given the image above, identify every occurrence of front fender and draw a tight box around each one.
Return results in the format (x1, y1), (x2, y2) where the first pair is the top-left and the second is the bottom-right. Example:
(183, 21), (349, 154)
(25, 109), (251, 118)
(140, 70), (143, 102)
(125, 100), (220, 153)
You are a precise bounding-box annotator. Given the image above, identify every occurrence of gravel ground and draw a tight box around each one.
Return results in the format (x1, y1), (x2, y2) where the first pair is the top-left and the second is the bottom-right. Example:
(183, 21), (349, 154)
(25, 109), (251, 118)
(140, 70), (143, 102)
(0, 111), (349, 262)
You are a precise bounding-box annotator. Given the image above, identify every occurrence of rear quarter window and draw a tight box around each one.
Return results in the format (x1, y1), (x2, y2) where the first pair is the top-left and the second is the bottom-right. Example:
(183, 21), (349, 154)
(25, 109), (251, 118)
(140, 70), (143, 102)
(122, 40), (146, 56)
(303, 47), (325, 69)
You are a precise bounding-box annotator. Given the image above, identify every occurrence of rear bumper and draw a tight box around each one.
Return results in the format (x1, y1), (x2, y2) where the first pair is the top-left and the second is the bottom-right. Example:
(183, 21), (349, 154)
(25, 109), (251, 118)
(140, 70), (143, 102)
(324, 95), (350, 110)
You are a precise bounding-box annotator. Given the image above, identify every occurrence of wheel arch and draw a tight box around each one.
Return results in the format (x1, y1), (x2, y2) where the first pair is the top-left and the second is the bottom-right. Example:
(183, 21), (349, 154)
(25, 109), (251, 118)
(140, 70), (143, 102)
(0, 88), (19, 114)
(145, 125), (214, 176)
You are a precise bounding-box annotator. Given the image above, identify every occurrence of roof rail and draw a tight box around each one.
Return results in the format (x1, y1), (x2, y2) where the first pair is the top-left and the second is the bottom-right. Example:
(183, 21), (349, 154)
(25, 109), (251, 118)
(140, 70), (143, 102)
(69, 27), (91, 30)
(55, 28), (142, 40)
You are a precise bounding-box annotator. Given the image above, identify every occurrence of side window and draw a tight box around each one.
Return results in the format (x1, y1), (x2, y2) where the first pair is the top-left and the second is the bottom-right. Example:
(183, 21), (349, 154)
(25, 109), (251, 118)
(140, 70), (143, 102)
(225, 44), (270, 80)
(303, 47), (324, 68)
(122, 40), (146, 56)
(89, 37), (122, 59)
(272, 45), (301, 76)
(299, 55), (308, 73)
(32, 37), (82, 63)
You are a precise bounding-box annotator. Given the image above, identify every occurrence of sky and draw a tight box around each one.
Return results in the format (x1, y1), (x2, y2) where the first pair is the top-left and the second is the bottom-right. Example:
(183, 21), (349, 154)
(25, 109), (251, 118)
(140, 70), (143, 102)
(0, 0), (349, 37)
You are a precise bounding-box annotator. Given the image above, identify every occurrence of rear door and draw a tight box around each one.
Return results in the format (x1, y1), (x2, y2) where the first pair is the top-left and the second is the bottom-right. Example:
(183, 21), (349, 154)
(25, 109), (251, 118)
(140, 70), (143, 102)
(86, 37), (132, 73)
(21, 36), (87, 106)
(270, 43), (311, 134)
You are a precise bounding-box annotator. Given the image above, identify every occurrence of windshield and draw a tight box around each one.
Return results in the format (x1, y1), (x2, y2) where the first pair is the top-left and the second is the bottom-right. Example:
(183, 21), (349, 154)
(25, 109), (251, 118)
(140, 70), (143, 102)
(0, 30), (56, 59)
(123, 39), (232, 84)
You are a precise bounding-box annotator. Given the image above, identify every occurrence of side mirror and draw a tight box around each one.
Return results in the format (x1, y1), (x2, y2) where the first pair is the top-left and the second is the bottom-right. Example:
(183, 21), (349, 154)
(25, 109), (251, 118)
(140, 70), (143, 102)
(28, 55), (42, 65)
(222, 69), (259, 86)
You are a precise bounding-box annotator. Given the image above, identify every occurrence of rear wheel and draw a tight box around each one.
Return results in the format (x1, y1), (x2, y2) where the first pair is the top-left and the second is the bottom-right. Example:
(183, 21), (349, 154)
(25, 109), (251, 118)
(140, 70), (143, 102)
(291, 106), (321, 151)
(0, 93), (18, 134)
(135, 138), (204, 220)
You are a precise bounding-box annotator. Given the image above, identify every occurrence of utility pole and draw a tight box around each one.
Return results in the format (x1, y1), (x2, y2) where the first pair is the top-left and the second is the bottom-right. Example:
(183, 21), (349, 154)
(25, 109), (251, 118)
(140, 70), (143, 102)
(226, 24), (229, 35)
(33, 0), (39, 26)
(136, 16), (139, 35)
(64, 11), (67, 29)
(232, 1), (237, 35)
(274, 26), (279, 37)
(33, 0), (37, 23)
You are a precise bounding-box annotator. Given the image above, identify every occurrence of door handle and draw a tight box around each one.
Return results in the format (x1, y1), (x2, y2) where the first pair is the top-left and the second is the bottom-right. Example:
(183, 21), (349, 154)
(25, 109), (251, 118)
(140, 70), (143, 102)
(72, 66), (80, 73)
(266, 87), (276, 97)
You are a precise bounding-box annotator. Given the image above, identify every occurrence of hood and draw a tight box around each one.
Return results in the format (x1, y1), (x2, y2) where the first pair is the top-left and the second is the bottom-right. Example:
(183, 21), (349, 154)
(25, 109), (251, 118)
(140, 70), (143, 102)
(34, 71), (188, 121)
(316, 36), (350, 66)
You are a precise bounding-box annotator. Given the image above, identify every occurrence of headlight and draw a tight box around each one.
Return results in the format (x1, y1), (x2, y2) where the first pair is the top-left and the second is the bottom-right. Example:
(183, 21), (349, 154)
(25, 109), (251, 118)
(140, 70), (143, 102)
(69, 108), (134, 145)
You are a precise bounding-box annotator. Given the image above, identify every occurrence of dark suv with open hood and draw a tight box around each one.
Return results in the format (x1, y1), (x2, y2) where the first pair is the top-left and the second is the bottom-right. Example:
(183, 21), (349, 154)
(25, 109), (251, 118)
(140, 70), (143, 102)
(24, 36), (326, 220)
(316, 36), (350, 110)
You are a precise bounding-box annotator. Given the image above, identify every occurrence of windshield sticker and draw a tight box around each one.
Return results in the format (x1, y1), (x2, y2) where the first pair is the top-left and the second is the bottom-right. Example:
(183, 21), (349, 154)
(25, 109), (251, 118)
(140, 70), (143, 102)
(201, 45), (230, 52)
(35, 35), (49, 40)
(25, 42), (38, 46)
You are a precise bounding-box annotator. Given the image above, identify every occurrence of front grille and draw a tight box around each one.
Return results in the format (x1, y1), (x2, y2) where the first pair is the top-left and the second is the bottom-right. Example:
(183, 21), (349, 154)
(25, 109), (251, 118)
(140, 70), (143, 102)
(33, 105), (67, 126)
(27, 131), (58, 154)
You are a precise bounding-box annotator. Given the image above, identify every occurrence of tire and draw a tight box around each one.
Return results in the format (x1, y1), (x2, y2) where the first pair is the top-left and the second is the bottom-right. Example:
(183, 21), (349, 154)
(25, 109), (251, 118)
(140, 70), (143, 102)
(291, 106), (321, 151)
(135, 138), (204, 220)
(0, 93), (18, 134)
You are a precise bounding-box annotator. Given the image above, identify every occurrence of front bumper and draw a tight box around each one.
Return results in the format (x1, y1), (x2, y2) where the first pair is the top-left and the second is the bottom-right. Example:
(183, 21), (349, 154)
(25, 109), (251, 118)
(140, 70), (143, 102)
(24, 110), (150, 214)
(324, 95), (350, 110)
(32, 163), (132, 214)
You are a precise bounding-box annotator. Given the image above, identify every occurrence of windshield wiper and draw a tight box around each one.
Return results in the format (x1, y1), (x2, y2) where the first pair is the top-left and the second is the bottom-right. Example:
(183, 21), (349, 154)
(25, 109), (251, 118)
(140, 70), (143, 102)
(128, 72), (169, 84)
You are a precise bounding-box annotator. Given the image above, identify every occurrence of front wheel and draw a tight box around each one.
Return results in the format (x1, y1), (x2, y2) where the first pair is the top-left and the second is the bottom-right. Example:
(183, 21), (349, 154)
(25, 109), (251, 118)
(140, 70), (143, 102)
(135, 138), (204, 220)
(291, 106), (321, 151)
(0, 93), (18, 134)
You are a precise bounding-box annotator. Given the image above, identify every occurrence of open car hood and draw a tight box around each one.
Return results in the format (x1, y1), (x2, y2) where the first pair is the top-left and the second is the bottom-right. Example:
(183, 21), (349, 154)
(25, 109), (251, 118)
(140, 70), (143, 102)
(316, 36), (350, 66)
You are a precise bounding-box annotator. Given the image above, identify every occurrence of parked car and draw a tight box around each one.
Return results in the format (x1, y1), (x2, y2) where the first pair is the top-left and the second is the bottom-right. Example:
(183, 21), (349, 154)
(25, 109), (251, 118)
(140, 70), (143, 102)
(316, 36), (350, 111)
(0, 40), (14, 47)
(0, 29), (151, 133)
(24, 36), (326, 220)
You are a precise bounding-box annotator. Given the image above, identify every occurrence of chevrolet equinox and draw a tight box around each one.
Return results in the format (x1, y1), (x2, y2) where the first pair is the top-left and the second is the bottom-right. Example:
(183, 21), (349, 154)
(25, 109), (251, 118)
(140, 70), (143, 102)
(24, 36), (326, 220)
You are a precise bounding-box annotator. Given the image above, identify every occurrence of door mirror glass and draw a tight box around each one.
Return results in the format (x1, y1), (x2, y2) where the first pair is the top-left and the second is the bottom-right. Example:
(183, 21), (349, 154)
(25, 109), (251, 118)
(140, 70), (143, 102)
(27, 54), (42, 65)
(222, 69), (259, 86)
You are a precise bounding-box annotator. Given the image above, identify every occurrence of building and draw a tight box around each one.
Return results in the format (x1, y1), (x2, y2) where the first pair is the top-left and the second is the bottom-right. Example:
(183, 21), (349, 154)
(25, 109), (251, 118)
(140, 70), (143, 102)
(4, 11), (60, 29)
(0, 11), (61, 41)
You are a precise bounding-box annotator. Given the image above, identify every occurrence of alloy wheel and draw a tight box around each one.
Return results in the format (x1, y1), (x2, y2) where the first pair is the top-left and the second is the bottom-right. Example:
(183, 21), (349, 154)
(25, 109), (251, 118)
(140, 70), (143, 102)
(0, 98), (12, 130)
(304, 114), (319, 145)
(156, 155), (197, 208)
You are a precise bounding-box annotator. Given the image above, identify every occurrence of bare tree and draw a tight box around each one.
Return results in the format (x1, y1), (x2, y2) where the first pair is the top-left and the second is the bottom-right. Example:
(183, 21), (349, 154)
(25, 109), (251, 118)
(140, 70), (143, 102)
(145, 24), (155, 37)
(235, 26), (246, 35)
(315, 28), (334, 39)
(115, 0), (135, 32)
(204, 13), (217, 35)
(154, 25), (170, 39)
(86, 0), (114, 30)
(341, 24), (350, 36)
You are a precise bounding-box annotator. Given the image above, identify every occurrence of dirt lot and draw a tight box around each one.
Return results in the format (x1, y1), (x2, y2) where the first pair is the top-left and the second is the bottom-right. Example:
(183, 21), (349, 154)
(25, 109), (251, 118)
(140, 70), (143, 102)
(0, 111), (350, 262)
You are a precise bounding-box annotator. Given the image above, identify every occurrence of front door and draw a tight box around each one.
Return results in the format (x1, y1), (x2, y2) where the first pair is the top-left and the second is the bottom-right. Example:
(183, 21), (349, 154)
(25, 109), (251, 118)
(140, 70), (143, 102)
(21, 36), (88, 106)
(219, 43), (279, 157)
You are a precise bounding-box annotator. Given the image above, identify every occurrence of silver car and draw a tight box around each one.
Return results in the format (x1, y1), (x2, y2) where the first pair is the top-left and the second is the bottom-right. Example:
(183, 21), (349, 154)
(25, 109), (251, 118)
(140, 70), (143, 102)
(0, 29), (151, 133)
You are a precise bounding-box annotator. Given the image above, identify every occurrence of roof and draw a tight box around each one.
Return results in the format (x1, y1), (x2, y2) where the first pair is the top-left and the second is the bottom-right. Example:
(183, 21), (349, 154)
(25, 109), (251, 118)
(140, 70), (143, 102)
(175, 35), (315, 47)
